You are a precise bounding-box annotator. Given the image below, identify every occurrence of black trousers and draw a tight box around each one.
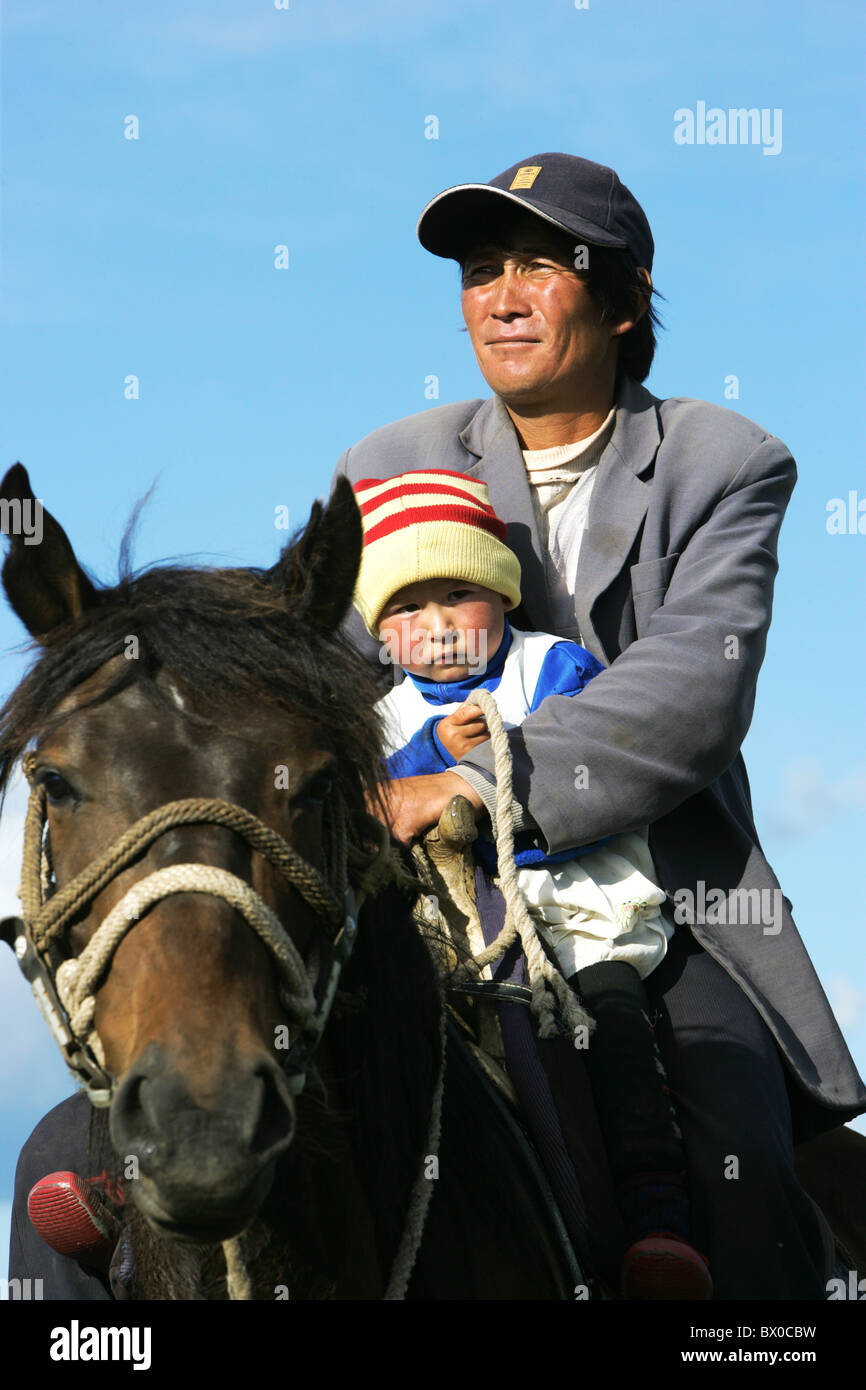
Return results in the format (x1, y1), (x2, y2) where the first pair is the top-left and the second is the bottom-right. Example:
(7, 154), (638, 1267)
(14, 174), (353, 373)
(642, 926), (833, 1298)
(9, 928), (834, 1300)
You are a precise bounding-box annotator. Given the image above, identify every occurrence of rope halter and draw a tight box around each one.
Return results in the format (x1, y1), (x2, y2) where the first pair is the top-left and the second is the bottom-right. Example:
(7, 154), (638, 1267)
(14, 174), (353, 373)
(6, 755), (391, 1107)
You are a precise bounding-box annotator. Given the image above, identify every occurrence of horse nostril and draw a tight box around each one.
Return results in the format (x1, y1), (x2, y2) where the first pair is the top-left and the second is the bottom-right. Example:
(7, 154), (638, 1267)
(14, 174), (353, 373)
(111, 1067), (172, 1177)
(110, 1066), (144, 1151)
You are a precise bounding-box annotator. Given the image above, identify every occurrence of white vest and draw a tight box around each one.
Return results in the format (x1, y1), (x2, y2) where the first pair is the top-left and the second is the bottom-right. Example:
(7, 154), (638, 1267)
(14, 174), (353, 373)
(376, 628), (563, 757)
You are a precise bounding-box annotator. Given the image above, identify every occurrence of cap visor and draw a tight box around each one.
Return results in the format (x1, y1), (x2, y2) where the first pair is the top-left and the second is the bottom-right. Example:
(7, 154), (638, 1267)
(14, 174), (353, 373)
(417, 185), (628, 260)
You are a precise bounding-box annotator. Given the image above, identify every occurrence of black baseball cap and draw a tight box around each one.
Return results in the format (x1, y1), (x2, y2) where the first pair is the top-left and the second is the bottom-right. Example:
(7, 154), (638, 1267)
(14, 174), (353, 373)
(416, 152), (653, 272)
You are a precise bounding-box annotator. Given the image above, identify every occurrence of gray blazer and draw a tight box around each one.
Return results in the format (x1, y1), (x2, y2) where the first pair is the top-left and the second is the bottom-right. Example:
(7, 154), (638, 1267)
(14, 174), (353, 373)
(333, 372), (866, 1139)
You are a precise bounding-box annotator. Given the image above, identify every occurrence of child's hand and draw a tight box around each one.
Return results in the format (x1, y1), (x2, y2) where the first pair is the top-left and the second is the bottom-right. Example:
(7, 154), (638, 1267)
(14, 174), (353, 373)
(437, 705), (490, 759)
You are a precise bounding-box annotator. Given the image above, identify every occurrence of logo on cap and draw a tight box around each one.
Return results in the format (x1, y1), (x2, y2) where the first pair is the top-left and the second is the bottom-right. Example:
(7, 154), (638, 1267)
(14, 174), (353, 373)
(509, 165), (542, 190)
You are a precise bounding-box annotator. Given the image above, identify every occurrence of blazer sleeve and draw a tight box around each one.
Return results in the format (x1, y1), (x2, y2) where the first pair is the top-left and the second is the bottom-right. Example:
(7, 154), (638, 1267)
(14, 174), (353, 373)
(457, 435), (797, 855)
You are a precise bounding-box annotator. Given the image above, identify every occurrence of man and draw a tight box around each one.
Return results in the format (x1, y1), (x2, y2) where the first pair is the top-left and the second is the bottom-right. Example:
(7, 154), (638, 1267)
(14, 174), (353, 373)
(333, 153), (866, 1297)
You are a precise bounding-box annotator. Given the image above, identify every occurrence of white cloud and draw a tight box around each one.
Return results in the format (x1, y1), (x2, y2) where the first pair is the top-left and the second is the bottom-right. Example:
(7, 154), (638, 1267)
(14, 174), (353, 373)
(0, 1205), (10, 1297)
(765, 758), (866, 840)
(4, 0), (451, 70)
(0, 771), (28, 922)
(1, 0), (672, 121)
(0, 770), (73, 1087)
(827, 972), (866, 1033)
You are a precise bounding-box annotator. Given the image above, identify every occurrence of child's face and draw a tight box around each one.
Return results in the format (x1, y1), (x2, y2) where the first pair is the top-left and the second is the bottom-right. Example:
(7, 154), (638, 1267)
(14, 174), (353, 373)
(377, 579), (506, 681)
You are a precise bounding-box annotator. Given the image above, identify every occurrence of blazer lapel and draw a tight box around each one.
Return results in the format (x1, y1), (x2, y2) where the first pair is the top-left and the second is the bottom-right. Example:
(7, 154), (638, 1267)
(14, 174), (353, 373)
(457, 376), (662, 655)
(458, 397), (551, 629)
(572, 376), (661, 659)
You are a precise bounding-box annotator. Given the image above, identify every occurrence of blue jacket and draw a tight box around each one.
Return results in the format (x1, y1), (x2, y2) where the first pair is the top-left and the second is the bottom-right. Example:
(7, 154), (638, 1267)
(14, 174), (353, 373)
(384, 621), (612, 873)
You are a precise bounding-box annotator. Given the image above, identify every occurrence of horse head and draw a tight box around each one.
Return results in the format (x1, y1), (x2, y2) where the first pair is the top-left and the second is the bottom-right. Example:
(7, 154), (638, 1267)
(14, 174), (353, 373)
(0, 464), (387, 1246)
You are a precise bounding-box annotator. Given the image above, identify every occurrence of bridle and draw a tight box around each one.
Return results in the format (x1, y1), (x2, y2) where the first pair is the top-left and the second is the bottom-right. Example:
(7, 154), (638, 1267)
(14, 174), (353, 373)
(2, 751), (447, 1298)
(2, 752), (393, 1107)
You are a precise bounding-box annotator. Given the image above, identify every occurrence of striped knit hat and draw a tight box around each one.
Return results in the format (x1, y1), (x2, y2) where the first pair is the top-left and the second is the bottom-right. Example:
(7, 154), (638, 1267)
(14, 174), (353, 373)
(352, 470), (522, 635)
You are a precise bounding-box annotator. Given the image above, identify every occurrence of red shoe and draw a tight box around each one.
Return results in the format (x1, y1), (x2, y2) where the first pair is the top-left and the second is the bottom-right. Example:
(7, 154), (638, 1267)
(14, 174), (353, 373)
(28, 1170), (123, 1267)
(621, 1232), (713, 1300)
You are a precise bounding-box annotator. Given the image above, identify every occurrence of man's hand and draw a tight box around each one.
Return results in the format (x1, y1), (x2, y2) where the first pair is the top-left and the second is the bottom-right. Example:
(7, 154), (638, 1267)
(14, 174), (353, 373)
(370, 771), (485, 846)
(436, 705), (490, 760)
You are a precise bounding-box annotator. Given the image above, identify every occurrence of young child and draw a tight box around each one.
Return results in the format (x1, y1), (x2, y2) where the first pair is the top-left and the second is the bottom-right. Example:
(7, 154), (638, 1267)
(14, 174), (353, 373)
(353, 469), (713, 1299)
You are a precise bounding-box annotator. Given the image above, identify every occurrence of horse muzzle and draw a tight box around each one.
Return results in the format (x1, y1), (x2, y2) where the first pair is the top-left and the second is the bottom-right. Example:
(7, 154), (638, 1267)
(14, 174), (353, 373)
(110, 1042), (296, 1239)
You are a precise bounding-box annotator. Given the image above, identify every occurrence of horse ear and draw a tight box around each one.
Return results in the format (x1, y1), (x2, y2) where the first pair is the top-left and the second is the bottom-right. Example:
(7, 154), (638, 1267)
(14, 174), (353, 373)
(0, 463), (99, 638)
(270, 475), (363, 632)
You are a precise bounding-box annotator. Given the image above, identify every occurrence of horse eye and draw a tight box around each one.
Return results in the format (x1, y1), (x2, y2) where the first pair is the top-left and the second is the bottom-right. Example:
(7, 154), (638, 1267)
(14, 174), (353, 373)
(300, 771), (335, 806)
(37, 770), (76, 805)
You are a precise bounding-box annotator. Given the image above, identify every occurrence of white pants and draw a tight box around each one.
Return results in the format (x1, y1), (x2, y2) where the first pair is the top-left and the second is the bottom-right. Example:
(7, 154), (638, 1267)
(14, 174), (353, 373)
(516, 829), (672, 981)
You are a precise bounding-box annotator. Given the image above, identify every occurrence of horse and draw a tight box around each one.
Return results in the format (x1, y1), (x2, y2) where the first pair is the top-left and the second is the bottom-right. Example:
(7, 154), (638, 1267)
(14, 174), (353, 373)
(0, 462), (583, 1299)
(1, 462), (863, 1299)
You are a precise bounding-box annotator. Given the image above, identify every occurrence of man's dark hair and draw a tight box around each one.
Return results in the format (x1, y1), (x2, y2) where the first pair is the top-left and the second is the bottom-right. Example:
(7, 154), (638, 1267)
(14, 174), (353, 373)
(576, 242), (663, 383)
(458, 209), (664, 383)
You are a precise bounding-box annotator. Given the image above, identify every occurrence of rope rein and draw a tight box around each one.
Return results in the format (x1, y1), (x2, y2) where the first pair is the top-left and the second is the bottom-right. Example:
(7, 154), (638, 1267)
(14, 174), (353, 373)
(449, 689), (595, 1042)
(383, 973), (447, 1300)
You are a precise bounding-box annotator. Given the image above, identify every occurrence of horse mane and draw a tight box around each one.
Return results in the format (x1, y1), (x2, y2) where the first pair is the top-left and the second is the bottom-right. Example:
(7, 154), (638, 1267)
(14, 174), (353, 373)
(0, 532), (386, 819)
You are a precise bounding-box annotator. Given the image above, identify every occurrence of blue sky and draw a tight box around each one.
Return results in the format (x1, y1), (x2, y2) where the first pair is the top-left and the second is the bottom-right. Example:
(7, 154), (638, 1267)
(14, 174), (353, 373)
(1, 0), (864, 1276)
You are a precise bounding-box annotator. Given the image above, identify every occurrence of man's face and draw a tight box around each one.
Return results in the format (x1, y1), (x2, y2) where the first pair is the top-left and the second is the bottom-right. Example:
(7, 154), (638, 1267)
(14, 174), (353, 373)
(460, 221), (630, 410)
